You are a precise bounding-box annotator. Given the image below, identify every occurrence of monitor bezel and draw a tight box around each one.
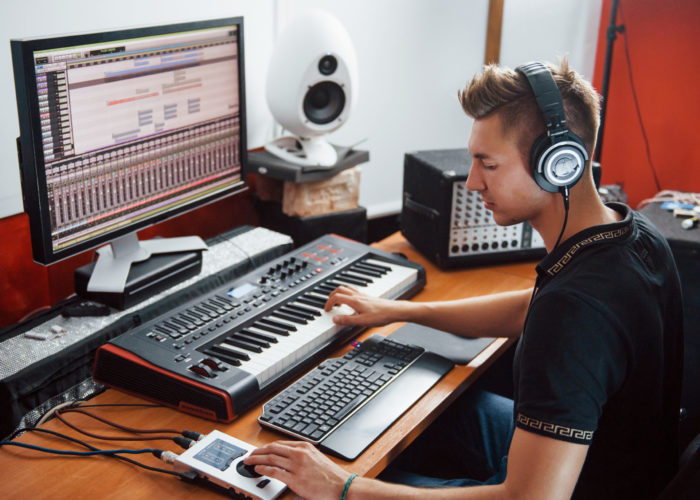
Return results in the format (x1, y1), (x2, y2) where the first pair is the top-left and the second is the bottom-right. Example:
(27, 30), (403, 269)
(11, 17), (248, 265)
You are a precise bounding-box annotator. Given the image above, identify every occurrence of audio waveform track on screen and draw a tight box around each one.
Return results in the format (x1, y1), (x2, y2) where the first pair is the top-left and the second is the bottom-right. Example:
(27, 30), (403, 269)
(46, 116), (241, 250)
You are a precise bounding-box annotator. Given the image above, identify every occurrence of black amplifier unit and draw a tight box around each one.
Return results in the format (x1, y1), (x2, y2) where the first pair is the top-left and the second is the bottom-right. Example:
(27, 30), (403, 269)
(401, 149), (545, 268)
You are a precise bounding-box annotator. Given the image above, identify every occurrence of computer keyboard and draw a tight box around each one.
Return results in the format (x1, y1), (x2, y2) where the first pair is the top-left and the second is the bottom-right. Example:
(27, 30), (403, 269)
(259, 335), (454, 460)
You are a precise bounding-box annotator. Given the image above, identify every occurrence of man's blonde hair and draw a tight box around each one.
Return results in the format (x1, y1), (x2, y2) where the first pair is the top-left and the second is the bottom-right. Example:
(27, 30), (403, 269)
(459, 59), (601, 163)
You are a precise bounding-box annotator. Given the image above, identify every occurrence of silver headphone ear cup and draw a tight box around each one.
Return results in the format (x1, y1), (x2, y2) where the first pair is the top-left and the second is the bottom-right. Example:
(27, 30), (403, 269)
(540, 141), (587, 189)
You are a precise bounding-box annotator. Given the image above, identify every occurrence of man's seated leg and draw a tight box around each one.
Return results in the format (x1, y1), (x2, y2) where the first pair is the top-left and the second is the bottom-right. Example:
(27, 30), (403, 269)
(378, 389), (514, 487)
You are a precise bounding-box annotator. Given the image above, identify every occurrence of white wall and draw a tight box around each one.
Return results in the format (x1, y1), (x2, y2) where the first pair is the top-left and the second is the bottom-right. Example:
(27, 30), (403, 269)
(0, 0), (602, 220)
(0, 0), (277, 218)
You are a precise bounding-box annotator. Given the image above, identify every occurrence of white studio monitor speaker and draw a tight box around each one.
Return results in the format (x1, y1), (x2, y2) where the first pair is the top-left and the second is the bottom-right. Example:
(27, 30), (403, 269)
(265, 10), (358, 167)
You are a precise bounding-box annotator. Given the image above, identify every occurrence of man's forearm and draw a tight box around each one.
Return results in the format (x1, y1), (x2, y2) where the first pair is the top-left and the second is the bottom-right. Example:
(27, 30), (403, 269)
(398, 288), (532, 338)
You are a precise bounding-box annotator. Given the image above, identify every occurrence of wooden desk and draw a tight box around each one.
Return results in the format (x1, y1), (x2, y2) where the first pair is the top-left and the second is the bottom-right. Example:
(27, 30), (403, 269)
(0, 232), (537, 499)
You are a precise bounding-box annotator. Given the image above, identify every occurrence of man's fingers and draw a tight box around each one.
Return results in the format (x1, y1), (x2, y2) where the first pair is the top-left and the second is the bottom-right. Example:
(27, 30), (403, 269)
(246, 452), (293, 472)
(252, 464), (294, 485)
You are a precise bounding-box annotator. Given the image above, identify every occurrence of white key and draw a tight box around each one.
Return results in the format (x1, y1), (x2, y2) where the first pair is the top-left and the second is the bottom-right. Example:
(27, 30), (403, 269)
(230, 259), (418, 385)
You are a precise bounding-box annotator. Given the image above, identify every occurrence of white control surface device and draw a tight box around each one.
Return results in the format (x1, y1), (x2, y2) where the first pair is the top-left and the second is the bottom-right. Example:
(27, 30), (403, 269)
(174, 430), (286, 500)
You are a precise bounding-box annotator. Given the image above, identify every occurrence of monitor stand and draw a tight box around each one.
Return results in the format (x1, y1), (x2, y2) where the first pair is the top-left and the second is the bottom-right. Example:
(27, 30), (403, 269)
(86, 232), (208, 293)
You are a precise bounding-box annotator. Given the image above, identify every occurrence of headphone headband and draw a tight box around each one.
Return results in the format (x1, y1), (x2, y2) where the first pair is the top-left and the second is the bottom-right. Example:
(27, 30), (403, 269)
(516, 62), (569, 142)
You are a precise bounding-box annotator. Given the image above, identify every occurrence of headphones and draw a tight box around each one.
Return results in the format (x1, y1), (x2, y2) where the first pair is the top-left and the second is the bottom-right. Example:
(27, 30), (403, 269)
(516, 62), (589, 193)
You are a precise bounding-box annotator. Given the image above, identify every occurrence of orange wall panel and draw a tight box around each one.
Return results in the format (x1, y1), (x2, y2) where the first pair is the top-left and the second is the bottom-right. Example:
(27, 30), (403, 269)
(593, 0), (700, 207)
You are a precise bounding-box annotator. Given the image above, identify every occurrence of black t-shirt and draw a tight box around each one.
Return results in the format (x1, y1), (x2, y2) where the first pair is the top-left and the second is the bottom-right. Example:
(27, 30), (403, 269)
(513, 203), (684, 499)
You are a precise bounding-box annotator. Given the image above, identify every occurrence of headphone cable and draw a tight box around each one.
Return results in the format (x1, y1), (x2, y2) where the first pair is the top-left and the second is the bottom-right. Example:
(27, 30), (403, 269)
(553, 186), (570, 250)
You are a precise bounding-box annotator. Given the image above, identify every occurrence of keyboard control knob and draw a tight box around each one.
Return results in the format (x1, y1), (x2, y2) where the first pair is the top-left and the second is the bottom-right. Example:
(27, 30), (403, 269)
(237, 461), (262, 478)
(201, 357), (225, 371)
(189, 363), (214, 378)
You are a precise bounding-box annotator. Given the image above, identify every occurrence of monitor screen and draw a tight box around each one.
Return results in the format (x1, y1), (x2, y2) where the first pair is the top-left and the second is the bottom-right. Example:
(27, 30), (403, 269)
(11, 17), (247, 265)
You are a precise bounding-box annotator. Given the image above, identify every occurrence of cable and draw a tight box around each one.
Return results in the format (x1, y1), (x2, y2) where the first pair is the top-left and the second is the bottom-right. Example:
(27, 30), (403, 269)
(52, 409), (195, 449)
(637, 190), (700, 210)
(3, 427), (186, 479)
(0, 440), (158, 457)
(618, 3), (662, 192)
(553, 187), (571, 251)
(58, 407), (180, 434)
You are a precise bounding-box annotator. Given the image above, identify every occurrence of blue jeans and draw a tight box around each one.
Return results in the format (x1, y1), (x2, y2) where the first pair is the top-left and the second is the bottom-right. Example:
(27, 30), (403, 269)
(378, 390), (514, 488)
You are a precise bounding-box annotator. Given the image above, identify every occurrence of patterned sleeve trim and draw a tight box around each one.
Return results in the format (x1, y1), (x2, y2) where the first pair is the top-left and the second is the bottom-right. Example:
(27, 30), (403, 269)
(516, 413), (594, 444)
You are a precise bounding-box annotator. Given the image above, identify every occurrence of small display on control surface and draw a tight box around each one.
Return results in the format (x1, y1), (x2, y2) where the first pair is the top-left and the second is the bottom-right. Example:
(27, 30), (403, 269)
(193, 438), (246, 471)
(228, 282), (258, 299)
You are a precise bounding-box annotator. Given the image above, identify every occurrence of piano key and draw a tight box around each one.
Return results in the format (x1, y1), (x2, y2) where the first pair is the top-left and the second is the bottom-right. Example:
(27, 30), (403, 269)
(239, 329), (278, 344)
(278, 305), (315, 321)
(261, 316), (297, 332)
(341, 271), (372, 284)
(297, 295), (326, 309)
(287, 302), (322, 317)
(307, 291), (331, 302)
(334, 274), (367, 287)
(204, 348), (241, 366)
(314, 284), (336, 294)
(349, 263), (384, 278)
(236, 331), (271, 348)
(224, 337), (263, 353)
(363, 258), (394, 273)
(251, 322), (290, 337)
(211, 343), (250, 361)
(271, 311), (308, 325)
(343, 270), (375, 283)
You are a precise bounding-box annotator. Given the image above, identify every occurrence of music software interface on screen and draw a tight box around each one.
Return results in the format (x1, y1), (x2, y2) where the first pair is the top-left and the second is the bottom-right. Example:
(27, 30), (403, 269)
(33, 26), (242, 251)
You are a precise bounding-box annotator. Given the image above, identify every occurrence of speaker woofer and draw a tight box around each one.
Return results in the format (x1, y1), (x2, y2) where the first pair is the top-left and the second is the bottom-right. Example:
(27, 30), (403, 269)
(303, 81), (345, 125)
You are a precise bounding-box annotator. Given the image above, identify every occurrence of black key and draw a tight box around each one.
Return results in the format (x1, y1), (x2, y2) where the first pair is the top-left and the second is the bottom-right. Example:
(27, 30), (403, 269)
(301, 423), (319, 437)
(240, 329), (278, 343)
(271, 311), (308, 325)
(360, 260), (391, 273)
(287, 302), (321, 317)
(315, 284), (337, 295)
(297, 296), (326, 309)
(350, 264), (383, 278)
(253, 321), (290, 337)
(260, 317), (297, 332)
(204, 348), (241, 366)
(279, 306), (315, 321)
(334, 275), (367, 287)
(325, 280), (346, 289)
(210, 344), (249, 362)
(341, 271), (372, 285)
(224, 337), (263, 353)
(236, 331), (271, 348)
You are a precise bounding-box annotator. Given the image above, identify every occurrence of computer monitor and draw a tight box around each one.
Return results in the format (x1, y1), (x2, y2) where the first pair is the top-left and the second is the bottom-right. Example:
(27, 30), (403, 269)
(11, 17), (247, 295)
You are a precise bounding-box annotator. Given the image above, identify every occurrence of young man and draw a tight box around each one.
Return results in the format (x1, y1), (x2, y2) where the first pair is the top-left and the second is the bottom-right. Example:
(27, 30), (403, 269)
(245, 60), (684, 499)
